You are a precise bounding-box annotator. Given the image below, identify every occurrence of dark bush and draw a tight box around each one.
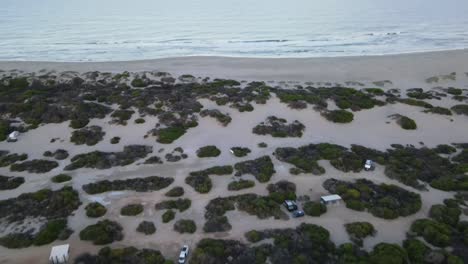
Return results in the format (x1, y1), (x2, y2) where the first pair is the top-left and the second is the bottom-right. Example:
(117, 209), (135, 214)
(120, 204), (144, 216)
(451, 105), (468, 116)
(424, 107), (452, 115)
(162, 210), (175, 223)
(252, 116), (305, 138)
(0, 186), (81, 222)
(75, 246), (171, 264)
(136, 221), (156, 235)
(70, 118), (89, 129)
(174, 219), (197, 234)
(230, 147), (251, 157)
(43, 149), (69, 160)
(51, 174), (72, 183)
(234, 156), (275, 182)
(134, 118), (145, 124)
(196, 145), (221, 158)
(185, 173), (212, 193)
(155, 126), (187, 144)
(429, 204), (461, 226)
(345, 222), (375, 246)
(85, 202), (107, 218)
(82, 176), (173, 194)
(65, 145), (152, 170)
(397, 115), (417, 130)
(70, 126), (105, 146)
(111, 109), (134, 125)
(228, 180), (255, 191)
(165, 186), (184, 197)
(410, 218), (452, 247)
(10, 159), (59, 173)
(33, 219), (69, 246)
(323, 110), (354, 123)
(0, 153), (28, 167)
(267, 180), (296, 203)
(110, 136), (120, 144)
(0, 175), (25, 190)
(303, 201), (327, 216)
(200, 109), (232, 126)
(79, 220), (123, 245)
(155, 198), (191, 212)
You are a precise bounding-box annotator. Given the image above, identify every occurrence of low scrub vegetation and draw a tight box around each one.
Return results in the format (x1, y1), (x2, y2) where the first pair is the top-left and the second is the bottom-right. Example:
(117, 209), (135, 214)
(79, 220), (123, 245)
(82, 176), (173, 194)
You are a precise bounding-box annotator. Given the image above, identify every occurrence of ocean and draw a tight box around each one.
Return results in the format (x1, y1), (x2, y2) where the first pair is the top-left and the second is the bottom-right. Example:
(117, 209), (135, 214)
(1, 0), (468, 61)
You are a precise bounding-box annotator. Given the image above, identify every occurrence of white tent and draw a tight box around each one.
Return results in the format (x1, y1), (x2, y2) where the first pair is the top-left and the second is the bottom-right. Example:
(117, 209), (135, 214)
(49, 244), (69, 264)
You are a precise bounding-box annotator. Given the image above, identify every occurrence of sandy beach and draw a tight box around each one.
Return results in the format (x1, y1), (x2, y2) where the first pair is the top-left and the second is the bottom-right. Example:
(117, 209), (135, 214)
(0, 50), (468, 263)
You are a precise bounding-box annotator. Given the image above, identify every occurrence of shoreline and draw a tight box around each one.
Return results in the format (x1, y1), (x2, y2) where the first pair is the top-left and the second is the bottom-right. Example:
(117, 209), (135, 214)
(1, 49), (468, 85)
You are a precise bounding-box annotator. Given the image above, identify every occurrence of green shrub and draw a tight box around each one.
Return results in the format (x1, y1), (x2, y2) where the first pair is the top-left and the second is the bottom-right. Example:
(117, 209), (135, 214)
(447, 87), (463, 95)
(155, 198), (191, 212)
(162, 210), (175, 223)
(234, 156), (276, 182)
(410, 219), (452, 247)
(345, 222), (375, 246)
(51, 174), (72, 183)
(267, 180), (296, 203)
(156, 126), (187, 144)
(135, 118), (145, 124)
(33, 219), (68, 246)
(70, 126), (105, 146)
(136, 221), (156, 235)
(79, 220), (123, 245)
(424, 107), (452, 115)
(131, 78), (147, 87)
(369, 243), (408, 264)
(10, 159), (59, 173)
(76, 246), (172, 264)
(245, 230), (262, 243)
(69, 118), (89, 129)
(0, 175), (25, 190)
(196, 145), (221, 158)
(0, 233), (33, 249)
(228, 180), (255, 191)
(434, 144), (457, 154)
(120, 204), (144, 216)
(230, 147), (251, 157)
(85, 202), (107, 218)
(258, 142), (268, 148)
(111, 109), (134, 125)
(397, 115), (417, 130)
(173, 219), (197, 234)
(110, 136), (120, 144)
(323, 110), (354, 123)
(303, 201), (327, 216)
(451, 105), (468, 116)
(185, 173), (212, 193)
(403, 239), (429, 263)
(398, 98), (433, 108)
(429, 204), (461, 226)
(165, 186), (184, 197)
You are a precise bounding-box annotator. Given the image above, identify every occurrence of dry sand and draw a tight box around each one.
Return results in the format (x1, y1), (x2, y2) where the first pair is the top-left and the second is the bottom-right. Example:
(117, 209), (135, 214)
(0, 50), (468, 263)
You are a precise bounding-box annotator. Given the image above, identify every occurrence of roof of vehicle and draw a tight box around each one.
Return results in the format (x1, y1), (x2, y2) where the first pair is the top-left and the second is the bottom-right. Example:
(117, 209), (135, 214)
(321, 194), (342, 202)
(284, 200), (296, 205)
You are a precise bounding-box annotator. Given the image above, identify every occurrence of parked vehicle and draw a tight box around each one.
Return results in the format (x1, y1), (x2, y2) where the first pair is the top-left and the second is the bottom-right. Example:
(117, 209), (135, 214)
(364, 159), (374, 171)
(178, 245), (189, 264)
(283, 200), (298, 212)
(292, 210), (305, 218)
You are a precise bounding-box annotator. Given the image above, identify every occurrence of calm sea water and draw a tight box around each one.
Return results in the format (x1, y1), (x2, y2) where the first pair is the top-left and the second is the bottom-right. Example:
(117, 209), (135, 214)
(1, 0), (468, 61)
